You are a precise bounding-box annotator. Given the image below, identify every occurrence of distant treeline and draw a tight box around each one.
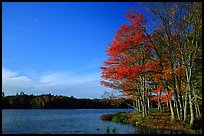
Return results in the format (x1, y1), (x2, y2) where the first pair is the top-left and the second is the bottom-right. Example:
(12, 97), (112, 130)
(2, 92), (134, 109)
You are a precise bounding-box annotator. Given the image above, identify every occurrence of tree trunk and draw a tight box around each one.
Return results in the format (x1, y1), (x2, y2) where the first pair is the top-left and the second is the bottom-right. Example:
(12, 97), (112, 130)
(176, 100), (180, 120)
(141, 101), (145, 117)
(197, 104), (201, 118)
(179, 69), (184, 120)
(147, 97), (150, 109)
(169, 100), (175, 121)
(167, 101), (170, 111)
(195, 102), (198, 118)
(186, 58), (194, 125)
(183, 88), (188, 122)
(175, 74), (183, 120)
(138, 99), (141, 112)
(194, 95), (201, 118)
(157, 98), (161, 110)
(188, 91), (194, 125)
(179, 100), (183, 120)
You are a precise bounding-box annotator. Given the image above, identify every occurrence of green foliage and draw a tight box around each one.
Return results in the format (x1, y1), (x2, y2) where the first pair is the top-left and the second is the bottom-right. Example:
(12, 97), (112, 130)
(185, 129), (197, 134)
(101, 112), (129, 123)
(111, 113), (129, 123)
(106, 126), (110, 133)
(2, 92), (132, 109)
(186, 124), (192, 129)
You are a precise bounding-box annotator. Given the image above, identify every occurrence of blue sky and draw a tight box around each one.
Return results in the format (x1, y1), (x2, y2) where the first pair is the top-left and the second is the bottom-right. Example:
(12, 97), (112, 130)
(2, 2), (154, 98)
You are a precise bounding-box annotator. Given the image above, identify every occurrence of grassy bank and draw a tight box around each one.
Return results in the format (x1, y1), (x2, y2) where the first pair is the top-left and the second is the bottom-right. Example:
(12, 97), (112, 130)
(101, 110), (202, 134)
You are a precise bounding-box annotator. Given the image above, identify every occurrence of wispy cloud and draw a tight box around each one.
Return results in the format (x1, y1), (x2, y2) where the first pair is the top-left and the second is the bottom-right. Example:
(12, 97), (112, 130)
(38, 71), (100, 86)
(2, 67), (33, 94)
(2, 67), (106, 98)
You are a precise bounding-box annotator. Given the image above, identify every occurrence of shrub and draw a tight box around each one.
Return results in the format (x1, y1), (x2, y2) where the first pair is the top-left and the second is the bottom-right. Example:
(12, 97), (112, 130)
(112, 113), (128, 123)
(101, 114), (113, 121)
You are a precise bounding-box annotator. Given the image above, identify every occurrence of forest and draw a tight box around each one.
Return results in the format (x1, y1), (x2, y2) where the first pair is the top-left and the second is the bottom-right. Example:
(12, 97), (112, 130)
(100, 2), (202, 127)
(2, 91), (140, 109)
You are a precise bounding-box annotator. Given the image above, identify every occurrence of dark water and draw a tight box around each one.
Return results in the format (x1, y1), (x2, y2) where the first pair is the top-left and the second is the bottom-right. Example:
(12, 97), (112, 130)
(2, 109), (183, 134)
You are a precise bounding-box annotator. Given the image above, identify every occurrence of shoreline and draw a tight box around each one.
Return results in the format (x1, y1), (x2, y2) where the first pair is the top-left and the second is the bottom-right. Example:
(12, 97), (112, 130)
(101, 110), (202, 134)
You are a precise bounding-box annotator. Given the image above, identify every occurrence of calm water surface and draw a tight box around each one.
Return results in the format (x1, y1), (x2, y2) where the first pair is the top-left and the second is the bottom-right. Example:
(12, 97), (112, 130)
(2, 109), (182, 134)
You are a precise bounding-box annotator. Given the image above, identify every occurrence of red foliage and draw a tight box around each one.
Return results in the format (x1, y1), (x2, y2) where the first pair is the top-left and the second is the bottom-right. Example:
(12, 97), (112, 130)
(160, 90), (174, 103)
(155, 84), (163, 96)
(151, 96), (158, 101)
(101, 10), (170, 103)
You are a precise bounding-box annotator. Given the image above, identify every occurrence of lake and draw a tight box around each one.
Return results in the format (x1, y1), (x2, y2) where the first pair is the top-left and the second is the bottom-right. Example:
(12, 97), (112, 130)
(2, 109), (183, 134)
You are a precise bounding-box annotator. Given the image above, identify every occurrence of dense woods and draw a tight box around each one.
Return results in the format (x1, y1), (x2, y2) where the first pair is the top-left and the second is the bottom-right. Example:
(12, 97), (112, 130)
(2, 91), (136, 109)
(100, 2), (202, 126)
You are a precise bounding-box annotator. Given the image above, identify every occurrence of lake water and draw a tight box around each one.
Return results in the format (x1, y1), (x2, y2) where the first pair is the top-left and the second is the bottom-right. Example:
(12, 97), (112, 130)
(2, 109), (183, 134)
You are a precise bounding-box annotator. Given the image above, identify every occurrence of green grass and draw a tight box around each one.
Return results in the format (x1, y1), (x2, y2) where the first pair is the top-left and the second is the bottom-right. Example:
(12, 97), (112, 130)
(112, 113), (129, 122)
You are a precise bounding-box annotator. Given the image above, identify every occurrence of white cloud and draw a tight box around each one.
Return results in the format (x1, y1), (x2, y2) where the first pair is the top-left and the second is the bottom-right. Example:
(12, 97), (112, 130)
(2, 68), (34, 95)
(2, 67), (106, 98)
(2, 67), (32, 87)
(38, 71), (100, 86)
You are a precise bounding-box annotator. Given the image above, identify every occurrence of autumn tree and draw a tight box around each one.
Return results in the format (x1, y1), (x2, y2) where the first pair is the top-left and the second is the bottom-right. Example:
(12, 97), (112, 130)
(101, 10), (162, 117)
(145, 2), (202, 125)
(101, 2), (202, 126)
